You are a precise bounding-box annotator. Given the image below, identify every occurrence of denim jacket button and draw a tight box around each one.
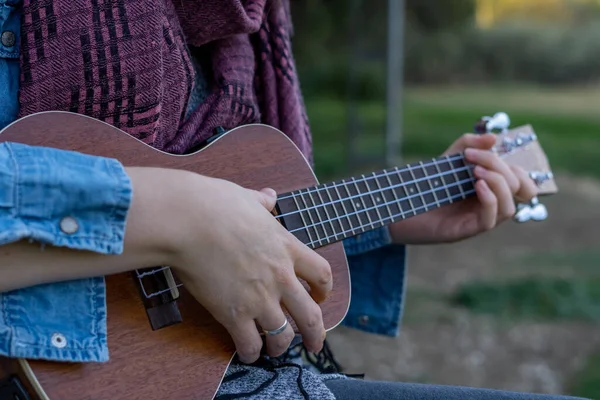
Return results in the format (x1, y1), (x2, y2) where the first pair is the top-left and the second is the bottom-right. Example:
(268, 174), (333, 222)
(1, 31), (16, 47)
(60, 216), (79, 234)
(51, 333), (67, 348)
(358, 315), (369, 326)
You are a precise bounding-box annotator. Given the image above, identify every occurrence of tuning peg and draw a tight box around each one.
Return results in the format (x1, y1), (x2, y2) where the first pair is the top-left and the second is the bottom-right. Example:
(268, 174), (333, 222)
(514, 172), (552, 222)
(529, 171), (553, 186)
(472, 112), (550, 223)
(474, 112), (511, 134)
(513, 196), (548, 223)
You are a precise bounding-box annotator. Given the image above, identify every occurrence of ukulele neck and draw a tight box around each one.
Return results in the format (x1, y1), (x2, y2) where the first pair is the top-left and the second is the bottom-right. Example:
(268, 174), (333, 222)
(276, 153), (476, 249)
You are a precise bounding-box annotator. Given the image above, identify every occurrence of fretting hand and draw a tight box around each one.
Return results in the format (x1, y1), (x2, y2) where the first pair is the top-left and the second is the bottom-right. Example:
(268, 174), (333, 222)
(388, 133), (539, 245)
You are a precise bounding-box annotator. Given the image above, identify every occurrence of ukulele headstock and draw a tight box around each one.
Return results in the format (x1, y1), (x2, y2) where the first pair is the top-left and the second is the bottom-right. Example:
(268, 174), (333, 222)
(474, 112), (558, 222)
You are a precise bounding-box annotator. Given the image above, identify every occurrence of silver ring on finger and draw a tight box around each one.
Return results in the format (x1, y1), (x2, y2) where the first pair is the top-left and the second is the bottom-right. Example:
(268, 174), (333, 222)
(264, 319), (288, 336)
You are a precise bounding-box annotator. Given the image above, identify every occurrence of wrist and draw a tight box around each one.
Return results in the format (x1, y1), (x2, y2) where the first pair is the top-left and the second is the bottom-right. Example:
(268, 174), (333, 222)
(124, 167), (206, 269)
(388, 215), (442, 245)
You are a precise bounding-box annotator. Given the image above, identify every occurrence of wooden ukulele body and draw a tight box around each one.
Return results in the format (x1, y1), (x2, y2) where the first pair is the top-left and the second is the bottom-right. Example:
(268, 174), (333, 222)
(0, 112), (350, 400)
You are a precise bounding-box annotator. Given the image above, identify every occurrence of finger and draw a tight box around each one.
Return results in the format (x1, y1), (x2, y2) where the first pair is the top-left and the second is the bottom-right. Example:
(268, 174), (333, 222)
(465, 148), (520, 194)
(225, 318), (265, 364)
(256, 305), (295, 358)
(291, 240), (333, 304)
(280, 279), (326, 353)
(473, 166), (516, 221)
(444, 133), (496, 155)
(474, 179), (497, 230)
(510, 165), (539, 203)
(252, 187), (278, 211)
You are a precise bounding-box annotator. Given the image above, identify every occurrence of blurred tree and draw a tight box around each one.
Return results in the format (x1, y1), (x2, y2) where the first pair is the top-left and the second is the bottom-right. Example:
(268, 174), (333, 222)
(475, 0), (600, 27)
(406, 0), (476, 31)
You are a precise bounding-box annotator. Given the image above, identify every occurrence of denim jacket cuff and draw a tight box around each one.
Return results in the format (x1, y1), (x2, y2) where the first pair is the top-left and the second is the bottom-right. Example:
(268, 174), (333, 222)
(342, 226), (392, 256)
(0, 142), (132, 254)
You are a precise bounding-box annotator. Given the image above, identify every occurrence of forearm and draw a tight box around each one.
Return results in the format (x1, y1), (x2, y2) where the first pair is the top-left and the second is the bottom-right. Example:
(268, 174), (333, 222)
(0, 167), (194, 292)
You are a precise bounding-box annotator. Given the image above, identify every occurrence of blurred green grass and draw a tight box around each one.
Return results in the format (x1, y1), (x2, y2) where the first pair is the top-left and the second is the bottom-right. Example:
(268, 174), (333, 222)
(570, 353), (600, 399)
(450, 277), (600, 322)
(307, 85), (600, 180)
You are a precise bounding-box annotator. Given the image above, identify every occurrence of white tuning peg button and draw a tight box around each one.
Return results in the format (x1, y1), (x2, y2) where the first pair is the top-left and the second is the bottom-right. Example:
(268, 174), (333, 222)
(530, 203), (548, 221)
(514, 204), (533, 223)
(513, 196), (548, 223)
(486, 112), (510, 133)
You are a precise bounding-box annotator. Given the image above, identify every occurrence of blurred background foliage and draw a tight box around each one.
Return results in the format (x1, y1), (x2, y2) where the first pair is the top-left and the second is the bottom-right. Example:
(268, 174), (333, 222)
(293, 0), (600, 100)
(288, 1), (600, 398)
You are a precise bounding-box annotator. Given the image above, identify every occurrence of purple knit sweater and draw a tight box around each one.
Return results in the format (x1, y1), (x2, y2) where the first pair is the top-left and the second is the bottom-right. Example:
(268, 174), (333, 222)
(18, 0), (313, 163)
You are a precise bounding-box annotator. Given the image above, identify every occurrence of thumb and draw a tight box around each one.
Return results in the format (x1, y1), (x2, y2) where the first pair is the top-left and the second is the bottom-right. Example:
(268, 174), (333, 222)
(443, 133), (496, 155)
(254, 187), (278, 211)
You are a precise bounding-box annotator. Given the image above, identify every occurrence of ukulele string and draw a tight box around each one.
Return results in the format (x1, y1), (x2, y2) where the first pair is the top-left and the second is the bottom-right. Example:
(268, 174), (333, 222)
(305, 187), (477, 248)
(138, 185), (477, 298)
(275, 159), (475, 220)
(288, 175), (475, 235)
(276, 153), (465, 202)
(277, 138), (513, 203)
(276, 139), (518, 221)
(135, 266), (184, 299)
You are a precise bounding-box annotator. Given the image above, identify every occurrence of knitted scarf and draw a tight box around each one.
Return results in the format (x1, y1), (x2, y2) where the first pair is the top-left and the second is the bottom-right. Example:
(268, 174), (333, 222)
(17, 0), (313, 162)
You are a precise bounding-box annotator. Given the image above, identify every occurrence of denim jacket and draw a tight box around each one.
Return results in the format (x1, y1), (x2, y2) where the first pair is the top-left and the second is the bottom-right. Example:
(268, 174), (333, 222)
(0, 0), (407, 364)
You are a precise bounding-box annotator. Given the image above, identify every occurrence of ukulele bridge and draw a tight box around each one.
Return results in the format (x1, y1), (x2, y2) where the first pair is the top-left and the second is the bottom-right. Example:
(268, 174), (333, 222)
(133, 266), (183, 331)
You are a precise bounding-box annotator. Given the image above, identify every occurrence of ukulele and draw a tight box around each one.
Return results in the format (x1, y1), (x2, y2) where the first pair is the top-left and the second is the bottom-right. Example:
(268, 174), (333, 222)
(0, 111), (557, 400)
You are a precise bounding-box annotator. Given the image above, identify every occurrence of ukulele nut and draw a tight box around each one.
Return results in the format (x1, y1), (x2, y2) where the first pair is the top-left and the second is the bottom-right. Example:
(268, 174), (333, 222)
(51, 332), (67, 348)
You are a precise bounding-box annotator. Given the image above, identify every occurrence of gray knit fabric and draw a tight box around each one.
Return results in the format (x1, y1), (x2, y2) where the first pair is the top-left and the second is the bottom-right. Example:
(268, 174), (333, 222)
(215, 359), (347, 399)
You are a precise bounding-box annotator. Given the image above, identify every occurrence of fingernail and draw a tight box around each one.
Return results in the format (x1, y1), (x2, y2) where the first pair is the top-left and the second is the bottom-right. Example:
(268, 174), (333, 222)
(474, 165), (485, 176)
(263, 188), (277, 198)
(464, 148), (477, 161)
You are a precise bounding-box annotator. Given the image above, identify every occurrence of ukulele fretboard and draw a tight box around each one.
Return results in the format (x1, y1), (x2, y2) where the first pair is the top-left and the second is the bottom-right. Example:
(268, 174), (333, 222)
(276, 153), (476, 249)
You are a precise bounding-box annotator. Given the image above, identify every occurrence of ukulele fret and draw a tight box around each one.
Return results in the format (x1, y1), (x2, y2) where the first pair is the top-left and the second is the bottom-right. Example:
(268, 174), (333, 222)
(350, 177), (374, 231)
(406, 163), (428, 212)
(419, 161), (440, 208)
(330, 182), (355, 237)
(361, 173), (386, 228)
(301, 190), (328, 246)
(431, 158), (454, 206)
(291, 191), (319, 246)
(449, 155), (476, 195)
(312, 185), (338, 242)
(383, 169), (407, 221)
(396, 166), (418, 217)
(320, 183), (347, 240)
(446, 155), (467, 199)
(344, 178), (369, 232)
(301, 188), (330, 243)
(371, 171), (394, 223)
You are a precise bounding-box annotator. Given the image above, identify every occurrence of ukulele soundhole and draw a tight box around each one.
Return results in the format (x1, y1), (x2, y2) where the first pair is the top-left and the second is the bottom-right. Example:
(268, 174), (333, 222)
(133, 267), (183, 330)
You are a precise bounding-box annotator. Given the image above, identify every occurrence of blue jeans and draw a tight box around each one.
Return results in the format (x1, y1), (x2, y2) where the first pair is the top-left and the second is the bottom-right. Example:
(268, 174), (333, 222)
(324, 378), (590, 400)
